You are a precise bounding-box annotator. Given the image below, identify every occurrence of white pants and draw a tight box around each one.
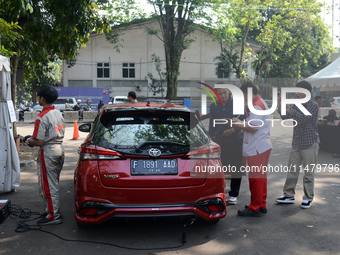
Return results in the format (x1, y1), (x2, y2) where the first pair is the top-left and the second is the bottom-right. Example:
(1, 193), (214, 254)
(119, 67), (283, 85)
(37, 144), (64, 220)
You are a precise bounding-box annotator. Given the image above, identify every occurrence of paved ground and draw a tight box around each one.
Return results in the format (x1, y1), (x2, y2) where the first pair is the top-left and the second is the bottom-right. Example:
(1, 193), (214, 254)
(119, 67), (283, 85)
(0, 120), (339, 255)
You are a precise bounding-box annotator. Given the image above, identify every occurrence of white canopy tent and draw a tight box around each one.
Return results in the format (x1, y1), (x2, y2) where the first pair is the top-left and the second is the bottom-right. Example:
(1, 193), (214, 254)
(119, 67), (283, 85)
(0, 55), (20, 193)
(305, 57), (340, 92)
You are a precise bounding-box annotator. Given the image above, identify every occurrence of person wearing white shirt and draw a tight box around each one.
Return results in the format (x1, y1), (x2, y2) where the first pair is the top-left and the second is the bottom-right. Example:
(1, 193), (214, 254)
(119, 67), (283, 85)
(232, 81), (272, 217)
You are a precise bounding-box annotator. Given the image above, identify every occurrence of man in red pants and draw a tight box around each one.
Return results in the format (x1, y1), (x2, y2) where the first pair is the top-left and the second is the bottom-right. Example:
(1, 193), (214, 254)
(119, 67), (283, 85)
(232, 81), (272, 217)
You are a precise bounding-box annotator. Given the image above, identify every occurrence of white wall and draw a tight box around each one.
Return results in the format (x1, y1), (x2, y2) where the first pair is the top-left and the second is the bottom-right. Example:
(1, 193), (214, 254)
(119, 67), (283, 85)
(63, 21), (260, 97)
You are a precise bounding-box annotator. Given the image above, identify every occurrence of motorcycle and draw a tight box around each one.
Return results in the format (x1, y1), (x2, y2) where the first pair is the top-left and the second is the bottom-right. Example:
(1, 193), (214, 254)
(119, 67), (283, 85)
(19, 106), (33, 121)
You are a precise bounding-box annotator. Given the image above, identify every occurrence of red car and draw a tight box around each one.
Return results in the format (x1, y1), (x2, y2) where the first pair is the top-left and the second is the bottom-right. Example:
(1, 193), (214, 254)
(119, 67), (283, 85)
(74, 102), (226, 225)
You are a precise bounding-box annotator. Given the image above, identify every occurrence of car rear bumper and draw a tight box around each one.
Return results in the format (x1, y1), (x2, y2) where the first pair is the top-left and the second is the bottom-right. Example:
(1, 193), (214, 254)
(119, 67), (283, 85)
(75, 193), (226, 224)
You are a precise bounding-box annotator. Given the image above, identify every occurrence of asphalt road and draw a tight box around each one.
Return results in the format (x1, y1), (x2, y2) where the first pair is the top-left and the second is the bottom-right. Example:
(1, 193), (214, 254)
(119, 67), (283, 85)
(1, 120), (340, 255)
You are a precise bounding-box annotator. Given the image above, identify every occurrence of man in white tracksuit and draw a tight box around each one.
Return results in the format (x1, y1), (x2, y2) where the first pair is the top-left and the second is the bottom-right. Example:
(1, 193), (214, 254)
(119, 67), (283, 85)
(24, 85), (65, 225)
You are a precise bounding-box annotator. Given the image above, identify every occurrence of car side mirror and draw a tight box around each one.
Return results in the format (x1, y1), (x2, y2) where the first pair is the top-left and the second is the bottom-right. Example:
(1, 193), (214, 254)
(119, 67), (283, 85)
(79, 123), (91, 132)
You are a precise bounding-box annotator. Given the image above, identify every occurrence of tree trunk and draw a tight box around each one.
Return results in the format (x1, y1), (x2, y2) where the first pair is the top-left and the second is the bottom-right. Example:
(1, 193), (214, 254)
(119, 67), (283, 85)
(296, 45), (300, 83)
(166, 67), (179, 100)
(32, 79), (37, 103)
(237, 20), (250, 78)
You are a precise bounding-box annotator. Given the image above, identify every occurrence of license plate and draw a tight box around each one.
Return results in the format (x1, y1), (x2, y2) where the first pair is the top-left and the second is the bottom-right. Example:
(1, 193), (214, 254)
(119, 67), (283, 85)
(131, 159), (178, 175)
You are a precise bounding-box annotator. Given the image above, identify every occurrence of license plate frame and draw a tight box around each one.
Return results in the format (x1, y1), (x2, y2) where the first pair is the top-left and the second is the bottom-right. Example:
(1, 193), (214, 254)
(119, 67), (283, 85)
(131, 159), (178, 175)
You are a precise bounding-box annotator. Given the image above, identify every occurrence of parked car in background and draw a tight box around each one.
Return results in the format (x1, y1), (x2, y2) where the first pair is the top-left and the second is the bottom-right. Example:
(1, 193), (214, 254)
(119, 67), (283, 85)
(140, 98), (169, 104)
(32, 97), (77, 112)
(331, 97), (340, 108)
(109, 96), (128, 104)
(74, 102), (226, 226)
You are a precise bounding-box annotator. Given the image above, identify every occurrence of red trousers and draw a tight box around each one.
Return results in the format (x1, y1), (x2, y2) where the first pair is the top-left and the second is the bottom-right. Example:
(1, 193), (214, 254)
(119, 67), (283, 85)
(243, 149), (272, 212)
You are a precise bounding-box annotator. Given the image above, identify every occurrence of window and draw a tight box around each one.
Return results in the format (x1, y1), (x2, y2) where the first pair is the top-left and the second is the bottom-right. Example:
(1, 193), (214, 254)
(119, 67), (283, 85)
(122, 63), (135, 78)
(97, 63), (110, 78)
(217, 72), (229, 78)
(92, 112), (209, 153)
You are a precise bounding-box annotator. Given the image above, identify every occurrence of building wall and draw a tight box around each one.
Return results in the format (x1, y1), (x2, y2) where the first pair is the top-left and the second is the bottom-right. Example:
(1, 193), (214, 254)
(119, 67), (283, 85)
(63, 21), (260, 98)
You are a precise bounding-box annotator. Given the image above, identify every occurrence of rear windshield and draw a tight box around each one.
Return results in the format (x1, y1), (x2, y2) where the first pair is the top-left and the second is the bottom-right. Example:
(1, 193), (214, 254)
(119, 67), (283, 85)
(90, 111), (210, 154)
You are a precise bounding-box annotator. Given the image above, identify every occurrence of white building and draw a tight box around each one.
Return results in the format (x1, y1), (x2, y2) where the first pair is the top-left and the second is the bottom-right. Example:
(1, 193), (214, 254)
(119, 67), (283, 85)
(63, 20), (261, 99)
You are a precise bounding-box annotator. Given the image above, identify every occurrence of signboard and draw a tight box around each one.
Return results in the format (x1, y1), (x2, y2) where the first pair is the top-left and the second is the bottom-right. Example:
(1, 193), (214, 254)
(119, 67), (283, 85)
(55, 87), (110, 106)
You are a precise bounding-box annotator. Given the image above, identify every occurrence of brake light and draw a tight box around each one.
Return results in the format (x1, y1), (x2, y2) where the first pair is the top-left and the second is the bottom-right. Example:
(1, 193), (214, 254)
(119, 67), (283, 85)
(78, 208), (99, 216)
(80, 146), (125, 160)
(185, 144), (220, 159)
(209, 144), (221, 158)
(207, 204), (225, 212)
(196, 198), (226, 214)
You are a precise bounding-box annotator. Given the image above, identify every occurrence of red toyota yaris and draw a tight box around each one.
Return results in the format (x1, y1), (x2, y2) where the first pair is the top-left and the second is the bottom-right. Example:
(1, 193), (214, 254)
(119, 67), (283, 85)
(74, 102), (226, 225)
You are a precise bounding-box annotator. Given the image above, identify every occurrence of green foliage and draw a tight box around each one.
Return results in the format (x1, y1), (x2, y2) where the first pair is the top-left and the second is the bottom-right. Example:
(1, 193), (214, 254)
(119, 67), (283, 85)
(210, 0), (263, 79)
(20, 59), (63, 103)
(100, 0), (147, 26)
(0, 18), (22, 57)
(250, 0), (333, 79)
(211, 0), (333, 81)
(147, 54), (166, 97)
(0, 0), (110, 86)
(214, 47), (239, 78)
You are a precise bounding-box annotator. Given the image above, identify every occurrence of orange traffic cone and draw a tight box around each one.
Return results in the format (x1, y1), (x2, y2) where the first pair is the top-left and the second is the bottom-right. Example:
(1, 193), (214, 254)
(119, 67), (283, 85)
(72, 121), (80, 139)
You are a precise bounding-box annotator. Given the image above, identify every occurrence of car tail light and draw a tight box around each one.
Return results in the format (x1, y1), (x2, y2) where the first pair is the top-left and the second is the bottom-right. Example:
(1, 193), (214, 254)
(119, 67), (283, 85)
(78, 208), (99, 216)
(77, 201), (113, 217)
(80, 146), (125, 160)
(207, 204), (225, 212)
(184, 144), (220, 159)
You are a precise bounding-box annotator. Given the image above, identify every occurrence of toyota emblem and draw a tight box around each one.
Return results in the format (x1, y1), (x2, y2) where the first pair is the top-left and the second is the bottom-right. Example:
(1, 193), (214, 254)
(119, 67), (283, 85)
(149, 148), (161, 157)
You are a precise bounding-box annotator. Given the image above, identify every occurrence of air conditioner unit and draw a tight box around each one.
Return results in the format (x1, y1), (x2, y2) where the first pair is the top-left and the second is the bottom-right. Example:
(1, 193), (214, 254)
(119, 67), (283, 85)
(136, 85), (142, 91)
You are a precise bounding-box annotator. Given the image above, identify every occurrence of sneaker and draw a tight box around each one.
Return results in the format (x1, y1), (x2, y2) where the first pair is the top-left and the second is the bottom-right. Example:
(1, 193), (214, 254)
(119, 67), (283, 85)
(259, 208), (267, 213)
(228, 196), (238, 205)
(245, 205), (267, 213)
(237, 207), (261, 217)
(276, 196), (295, 204)
(40, 212), (63, 219)
(37, 216), (62, 225)
(301, 200), (312, 209)
(40, 212), (48, 218)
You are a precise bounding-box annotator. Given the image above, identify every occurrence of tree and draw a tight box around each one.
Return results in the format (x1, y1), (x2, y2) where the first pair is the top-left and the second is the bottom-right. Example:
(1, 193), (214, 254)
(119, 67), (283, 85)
(1, 0), (109, 98)
(210, 0), (333, 85)
(103, 0), (215, 99)
(21, 59), (63, 104)
(149, 0), (210, 99)
(147, 54), (166, 97)
(210, 0), (262, 79)
(1, 0), (109, 135)
(0, 18), (22, 57)
(250, 0), (333, 80)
